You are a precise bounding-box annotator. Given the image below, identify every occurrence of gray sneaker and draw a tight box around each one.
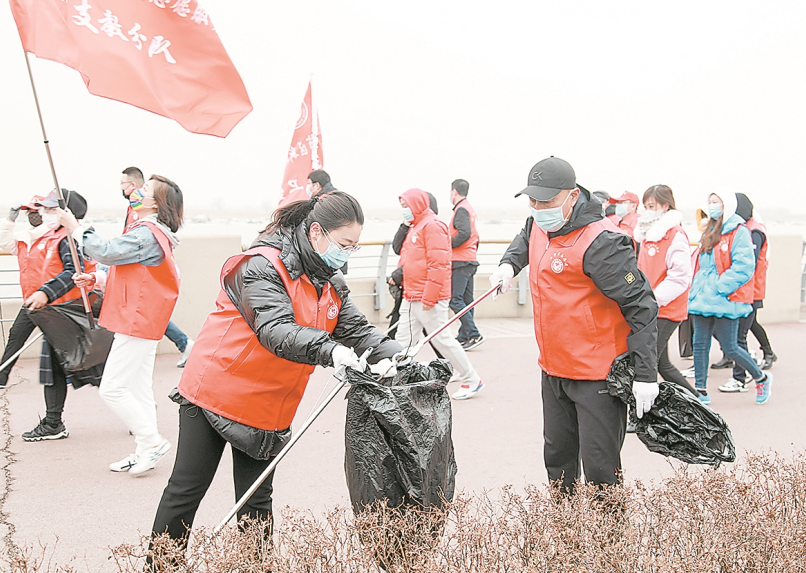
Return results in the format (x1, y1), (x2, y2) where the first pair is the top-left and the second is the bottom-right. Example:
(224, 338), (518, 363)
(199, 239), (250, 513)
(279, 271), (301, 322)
(22, 419), (69, 442)
(461, 335), (485, 351)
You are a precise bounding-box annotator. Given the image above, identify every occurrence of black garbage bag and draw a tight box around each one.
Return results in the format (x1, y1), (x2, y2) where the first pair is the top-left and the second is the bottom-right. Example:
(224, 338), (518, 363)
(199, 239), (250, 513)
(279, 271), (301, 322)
(636, 381), (736, 466)
(607, 354), (736, 467)
(345, 359), (456, 570)
(345, 358), (457, 511)
(27, 293), (114, 373)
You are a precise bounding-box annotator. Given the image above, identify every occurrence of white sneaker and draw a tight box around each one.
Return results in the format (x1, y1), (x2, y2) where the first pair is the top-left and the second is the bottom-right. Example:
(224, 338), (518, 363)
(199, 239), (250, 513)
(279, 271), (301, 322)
(718, 378), (749, 393)
(109, 453), (138, 472)
(452, 380), (484, 400)
(680, 367), (696, 378)
(177, 339), (195, 368)
(129, 439), (171, 475)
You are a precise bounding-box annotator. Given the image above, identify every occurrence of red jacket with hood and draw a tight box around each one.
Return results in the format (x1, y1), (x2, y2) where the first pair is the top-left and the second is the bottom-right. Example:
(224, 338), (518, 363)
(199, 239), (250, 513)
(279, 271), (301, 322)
(399, 188), (452, 306)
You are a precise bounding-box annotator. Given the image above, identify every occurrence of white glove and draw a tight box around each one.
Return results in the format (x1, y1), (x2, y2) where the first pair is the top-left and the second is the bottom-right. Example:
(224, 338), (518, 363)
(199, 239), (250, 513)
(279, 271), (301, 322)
(369, 358), (396, 378)
(632, 382), (659, 419)
(489, 264), (515, 300)
(332, 345), (361, 371)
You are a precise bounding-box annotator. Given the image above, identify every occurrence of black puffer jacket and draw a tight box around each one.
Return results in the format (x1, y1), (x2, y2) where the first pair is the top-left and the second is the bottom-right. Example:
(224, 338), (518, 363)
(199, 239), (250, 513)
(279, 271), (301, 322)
(223, 223), (401, 367)
(500, 189), (659, 383)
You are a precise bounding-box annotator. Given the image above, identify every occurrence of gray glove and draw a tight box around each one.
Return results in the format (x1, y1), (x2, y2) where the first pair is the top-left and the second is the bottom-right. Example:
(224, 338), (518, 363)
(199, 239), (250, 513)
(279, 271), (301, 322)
(8, 206), (21, 221)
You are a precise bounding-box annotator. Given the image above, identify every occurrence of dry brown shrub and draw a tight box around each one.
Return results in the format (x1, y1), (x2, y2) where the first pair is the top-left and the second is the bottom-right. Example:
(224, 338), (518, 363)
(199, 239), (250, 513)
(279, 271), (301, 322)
(4, 452), (806, 572)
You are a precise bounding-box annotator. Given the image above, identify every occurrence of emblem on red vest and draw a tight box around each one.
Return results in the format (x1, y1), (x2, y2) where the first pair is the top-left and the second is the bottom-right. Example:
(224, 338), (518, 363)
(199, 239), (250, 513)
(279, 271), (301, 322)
(550, 253), (568, 274)
(327, 304), (339, 320)
(720, 240), (729, 253)
(646, 244), (658, 257)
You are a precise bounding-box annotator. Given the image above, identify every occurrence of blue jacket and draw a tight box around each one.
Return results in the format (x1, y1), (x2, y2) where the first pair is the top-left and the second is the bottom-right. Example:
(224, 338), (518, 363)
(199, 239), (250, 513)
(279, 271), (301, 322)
(688, 214), (754, 319)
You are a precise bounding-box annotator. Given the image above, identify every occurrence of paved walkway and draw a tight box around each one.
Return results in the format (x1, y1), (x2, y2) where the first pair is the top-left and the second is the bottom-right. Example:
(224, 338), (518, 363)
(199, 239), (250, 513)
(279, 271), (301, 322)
(0, 318), (804, 571)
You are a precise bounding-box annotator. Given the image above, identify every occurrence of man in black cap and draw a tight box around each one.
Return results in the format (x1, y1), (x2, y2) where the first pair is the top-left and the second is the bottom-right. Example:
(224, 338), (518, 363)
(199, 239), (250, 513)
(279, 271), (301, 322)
(489, 156), (659, 494)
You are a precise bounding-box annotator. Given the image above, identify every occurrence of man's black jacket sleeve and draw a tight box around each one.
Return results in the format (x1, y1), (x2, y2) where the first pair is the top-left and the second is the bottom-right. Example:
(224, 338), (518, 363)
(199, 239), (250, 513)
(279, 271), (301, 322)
(583, 232), (658, 383)
(499, 217), (533, 275)
(451, 207), (472, 249)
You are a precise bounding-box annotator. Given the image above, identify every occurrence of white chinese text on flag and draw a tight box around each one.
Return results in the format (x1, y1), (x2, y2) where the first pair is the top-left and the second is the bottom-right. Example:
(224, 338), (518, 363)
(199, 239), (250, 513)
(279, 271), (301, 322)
(10, 0), (252, 137)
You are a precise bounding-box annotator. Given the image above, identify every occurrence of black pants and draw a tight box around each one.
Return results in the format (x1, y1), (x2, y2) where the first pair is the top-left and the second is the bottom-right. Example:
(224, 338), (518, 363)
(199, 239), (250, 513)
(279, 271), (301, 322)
(657, 318), (697, 395)
(44, 348), (68, 424)
(542, 373), (626, 493)
(750, 319), (773, 355)
(0, 308), (36, 386)
(151, 404), (276, 547)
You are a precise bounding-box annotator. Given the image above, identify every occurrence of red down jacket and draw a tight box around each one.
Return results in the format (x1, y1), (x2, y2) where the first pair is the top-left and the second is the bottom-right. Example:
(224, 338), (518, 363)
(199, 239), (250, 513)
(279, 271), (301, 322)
(399, 188), (452, 306)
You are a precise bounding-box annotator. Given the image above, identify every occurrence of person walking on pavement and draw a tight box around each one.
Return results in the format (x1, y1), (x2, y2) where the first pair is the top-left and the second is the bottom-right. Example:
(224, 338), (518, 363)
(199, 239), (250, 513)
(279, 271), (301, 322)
(0, 190), (95, 441)
(0, 193), (50, 387)
(396, 188), (484, 400)
(120, 167), (194, 367)
(688, 190), (772, 406)
(718, 193), (777, 393)
(448, 179), (484, 350)
(607, 191), (640, 237)
(634, 185), (697, 397)
(149, 191), (401, 565)
(489, 157), (659, 494)
(59, 175), (184, 474)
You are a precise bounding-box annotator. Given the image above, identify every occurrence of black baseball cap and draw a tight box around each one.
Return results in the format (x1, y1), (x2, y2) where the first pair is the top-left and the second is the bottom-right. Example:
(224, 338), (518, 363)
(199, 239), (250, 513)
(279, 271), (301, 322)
(36, 189), (88, 219)
(515, 156), (577, 201)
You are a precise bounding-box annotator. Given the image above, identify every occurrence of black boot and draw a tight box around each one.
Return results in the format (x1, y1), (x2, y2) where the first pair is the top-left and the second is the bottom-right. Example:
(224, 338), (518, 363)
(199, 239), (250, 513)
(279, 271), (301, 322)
(711, 355), (734, 369)
(761, 352), (777, 370)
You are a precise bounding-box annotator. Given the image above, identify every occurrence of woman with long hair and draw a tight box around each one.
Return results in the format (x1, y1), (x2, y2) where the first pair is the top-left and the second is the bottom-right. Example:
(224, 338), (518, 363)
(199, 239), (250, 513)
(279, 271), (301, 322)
(149, 191), (401, 566)
(59, 175), (184, 474)
(687, 189), (772, 406)
(634, 185), (697, 396)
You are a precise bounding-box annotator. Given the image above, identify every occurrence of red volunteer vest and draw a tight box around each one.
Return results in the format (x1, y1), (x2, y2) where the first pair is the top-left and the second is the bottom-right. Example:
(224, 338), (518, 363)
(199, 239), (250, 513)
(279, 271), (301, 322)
(17, 227), (95, 305)
(99, 221), (180, 340)
(744, 218), (768, 301)
(178, 247), (342, 431)
(450, 199), (479, 262)
(637, 225), (689, 322)
(713, 226), (754, 305)
(529, 219), (631, 380)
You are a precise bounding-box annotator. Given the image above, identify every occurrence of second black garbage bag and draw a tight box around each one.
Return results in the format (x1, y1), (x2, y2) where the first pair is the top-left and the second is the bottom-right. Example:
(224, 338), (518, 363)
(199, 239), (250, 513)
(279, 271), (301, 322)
(345, 358), (457, 512)
(345, 358), (457, 570)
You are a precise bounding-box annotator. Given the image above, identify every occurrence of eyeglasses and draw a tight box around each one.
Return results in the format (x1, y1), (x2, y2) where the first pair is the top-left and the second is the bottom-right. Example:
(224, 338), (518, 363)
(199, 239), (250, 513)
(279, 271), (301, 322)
(323, 229), (361, 254)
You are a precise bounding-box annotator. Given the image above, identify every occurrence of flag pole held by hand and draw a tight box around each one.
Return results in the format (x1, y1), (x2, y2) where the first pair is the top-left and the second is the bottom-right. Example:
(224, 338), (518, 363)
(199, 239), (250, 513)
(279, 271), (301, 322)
(22, 51), (94, 330)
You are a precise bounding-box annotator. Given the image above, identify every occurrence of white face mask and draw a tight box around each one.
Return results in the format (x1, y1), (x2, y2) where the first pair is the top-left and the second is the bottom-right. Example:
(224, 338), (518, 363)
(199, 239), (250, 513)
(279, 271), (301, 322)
(40, 212), (61, 231)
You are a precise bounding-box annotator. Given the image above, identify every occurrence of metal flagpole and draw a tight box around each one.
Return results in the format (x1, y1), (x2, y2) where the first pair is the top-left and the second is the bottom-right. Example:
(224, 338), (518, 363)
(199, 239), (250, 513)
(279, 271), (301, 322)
(22, 51), (95, 329)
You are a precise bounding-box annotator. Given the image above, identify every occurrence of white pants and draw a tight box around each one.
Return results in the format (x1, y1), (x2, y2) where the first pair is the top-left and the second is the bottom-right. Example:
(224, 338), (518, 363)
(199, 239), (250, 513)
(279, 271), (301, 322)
(395, 299), (481, 386)
(99, 333), (163, 455)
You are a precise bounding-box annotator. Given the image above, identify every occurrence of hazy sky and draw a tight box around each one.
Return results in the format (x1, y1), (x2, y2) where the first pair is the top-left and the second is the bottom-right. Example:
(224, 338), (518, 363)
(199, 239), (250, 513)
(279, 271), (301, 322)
(2, 1), (805, 217)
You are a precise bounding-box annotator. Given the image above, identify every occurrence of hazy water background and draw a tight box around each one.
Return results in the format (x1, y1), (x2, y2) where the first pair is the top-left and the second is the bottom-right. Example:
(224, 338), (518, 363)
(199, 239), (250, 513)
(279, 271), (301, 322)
(2, 211), (806, 300)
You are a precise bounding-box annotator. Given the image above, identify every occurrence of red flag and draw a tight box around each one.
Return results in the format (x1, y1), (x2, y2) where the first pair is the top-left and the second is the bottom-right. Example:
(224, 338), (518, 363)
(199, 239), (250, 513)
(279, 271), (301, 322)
(278, 82), (323, 207)
(10, 0), (252, 138)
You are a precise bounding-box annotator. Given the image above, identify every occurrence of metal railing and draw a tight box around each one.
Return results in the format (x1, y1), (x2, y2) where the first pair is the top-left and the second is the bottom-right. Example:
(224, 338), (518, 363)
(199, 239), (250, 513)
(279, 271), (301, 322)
(0, 240), (529, 327)
(802, 240), (806, 303)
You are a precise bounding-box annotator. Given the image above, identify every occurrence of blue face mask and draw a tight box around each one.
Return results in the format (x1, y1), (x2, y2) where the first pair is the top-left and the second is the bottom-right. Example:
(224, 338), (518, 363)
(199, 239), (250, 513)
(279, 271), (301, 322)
(708, 205), (723, 220)
(402, 207), (414, 223)
(316, 228), (356, 269)
(530, 191), (573, 233)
